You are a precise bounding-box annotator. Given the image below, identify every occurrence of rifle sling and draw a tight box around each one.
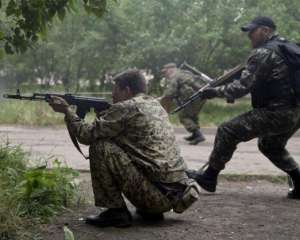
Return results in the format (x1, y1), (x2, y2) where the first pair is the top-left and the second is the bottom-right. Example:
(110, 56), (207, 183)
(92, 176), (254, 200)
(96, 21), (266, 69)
(66, 124), (89, 160)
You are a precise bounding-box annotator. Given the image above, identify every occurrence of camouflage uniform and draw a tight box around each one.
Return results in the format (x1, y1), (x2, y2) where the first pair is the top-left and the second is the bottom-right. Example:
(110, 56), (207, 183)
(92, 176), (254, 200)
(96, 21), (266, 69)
(163, 69), (206, 133)
(209, 35), (300, 172)
(65, 94), (200, 213)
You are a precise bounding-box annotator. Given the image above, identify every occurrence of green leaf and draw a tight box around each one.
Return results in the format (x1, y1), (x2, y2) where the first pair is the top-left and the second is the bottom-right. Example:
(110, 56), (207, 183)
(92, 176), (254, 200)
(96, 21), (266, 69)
(67, 0), (77, 12)
(0, 31), (4, 40)
(4, 42), (14, 54)
(0, 49), (4, 59)
(58, 8), (66, 21)
(64, 226), (75, 240)
(83, 5), (92, 14)
(6, 0), (17, 16)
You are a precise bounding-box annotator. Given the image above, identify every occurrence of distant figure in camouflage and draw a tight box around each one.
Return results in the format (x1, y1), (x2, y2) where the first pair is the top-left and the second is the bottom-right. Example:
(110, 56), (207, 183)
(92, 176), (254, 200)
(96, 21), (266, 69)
(48, 69), (200, 228)
(160, 63), (206, 145)
(188, 16), (300, 199)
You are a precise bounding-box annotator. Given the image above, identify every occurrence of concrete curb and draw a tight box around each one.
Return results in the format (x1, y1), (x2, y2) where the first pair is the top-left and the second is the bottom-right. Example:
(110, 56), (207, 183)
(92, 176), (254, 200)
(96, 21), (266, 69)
(174, 127), (300, 137)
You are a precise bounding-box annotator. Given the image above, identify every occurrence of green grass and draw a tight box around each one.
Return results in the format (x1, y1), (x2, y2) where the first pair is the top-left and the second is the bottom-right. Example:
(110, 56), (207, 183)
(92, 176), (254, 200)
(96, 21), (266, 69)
(0, 98), (251, 126)
(0, 142), (82, 239)
(170, 98), (251, 127)
(220, 174), (288, 184)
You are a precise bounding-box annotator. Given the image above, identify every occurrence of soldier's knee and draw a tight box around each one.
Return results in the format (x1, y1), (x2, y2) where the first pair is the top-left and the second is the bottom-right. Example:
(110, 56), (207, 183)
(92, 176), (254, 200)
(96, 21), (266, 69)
(258, 139), (275, 156)
(216, 121), (244, 147)
(216, 122), (231, 137)
(178, 114), (187, 123)
(179, 117), (186, 125)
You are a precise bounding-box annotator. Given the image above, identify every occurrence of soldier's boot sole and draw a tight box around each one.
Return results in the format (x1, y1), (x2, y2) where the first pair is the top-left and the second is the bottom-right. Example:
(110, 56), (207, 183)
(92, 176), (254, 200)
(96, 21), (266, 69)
(85, 216), (132, 228)
(186, 169), (217, 192)
(136, 209), (164, 222)
(188, 136), (206, 145)
(184, 134), (195, 141)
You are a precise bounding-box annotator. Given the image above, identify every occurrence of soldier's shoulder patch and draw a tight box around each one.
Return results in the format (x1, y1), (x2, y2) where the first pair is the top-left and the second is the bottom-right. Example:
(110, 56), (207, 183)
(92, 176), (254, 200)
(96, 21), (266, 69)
(252, 47), (272, 56)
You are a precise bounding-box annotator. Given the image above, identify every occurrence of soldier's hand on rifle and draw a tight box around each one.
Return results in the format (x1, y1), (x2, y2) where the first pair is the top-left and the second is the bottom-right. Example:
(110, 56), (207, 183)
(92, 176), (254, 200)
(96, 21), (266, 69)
(201, 87), (218, 99)
(48, 96), (70, 114)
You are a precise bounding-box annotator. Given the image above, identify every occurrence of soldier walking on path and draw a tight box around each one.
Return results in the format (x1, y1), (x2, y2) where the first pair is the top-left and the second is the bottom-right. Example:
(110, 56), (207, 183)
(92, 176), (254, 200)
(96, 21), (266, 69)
(160, 63), (207, 145)
(188, 16), (300, 199)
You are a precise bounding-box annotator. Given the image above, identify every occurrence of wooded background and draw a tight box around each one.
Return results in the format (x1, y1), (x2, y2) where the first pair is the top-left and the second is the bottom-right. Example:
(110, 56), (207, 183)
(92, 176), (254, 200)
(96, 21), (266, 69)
(0, 0), (299, 93)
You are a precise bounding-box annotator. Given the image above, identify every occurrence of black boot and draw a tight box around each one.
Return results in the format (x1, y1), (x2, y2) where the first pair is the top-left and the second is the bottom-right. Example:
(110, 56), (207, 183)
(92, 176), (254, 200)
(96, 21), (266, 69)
(186, 166), (220, 192)
(85, 207), (132, 227)
(189, 130), (206, 145)
(184, 132), (196, 141)
(287, 168), (300, 199)
(136, 209), (164, 222)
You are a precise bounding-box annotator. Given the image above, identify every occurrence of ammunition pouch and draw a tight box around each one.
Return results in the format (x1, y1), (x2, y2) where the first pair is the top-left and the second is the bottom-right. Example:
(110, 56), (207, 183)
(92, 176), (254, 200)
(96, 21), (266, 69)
(172, 181), (201, 213)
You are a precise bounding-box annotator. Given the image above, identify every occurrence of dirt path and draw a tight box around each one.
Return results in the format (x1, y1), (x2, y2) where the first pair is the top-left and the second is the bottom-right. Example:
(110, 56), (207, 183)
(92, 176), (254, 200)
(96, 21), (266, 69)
(1, 125), (299, 175)
(41, 176), (300, 240)
(2, 125), (298, 239)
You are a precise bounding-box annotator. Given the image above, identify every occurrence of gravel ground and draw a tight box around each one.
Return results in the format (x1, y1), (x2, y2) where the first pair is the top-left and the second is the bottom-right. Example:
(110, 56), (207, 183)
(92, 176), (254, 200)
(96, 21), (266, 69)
(41, 174), (300, 240)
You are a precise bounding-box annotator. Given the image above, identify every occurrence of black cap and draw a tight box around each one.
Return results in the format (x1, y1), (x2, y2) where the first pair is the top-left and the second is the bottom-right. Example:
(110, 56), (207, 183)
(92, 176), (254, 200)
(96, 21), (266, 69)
(241, 16), (276, 32)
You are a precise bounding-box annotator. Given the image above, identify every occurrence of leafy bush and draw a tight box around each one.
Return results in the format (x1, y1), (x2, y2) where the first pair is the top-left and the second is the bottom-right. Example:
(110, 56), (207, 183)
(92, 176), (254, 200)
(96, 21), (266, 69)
(0, 142), (80, 239)
(17, 160), (79, 218)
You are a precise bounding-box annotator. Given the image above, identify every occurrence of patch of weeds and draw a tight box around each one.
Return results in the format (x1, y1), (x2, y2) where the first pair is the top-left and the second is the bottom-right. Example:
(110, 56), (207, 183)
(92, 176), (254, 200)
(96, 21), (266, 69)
(0, 141), (82, 239)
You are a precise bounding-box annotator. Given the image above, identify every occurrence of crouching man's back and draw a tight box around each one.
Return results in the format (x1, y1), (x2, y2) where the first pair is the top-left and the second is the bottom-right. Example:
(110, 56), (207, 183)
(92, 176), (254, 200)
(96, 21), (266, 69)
(49, 69), (200, 228)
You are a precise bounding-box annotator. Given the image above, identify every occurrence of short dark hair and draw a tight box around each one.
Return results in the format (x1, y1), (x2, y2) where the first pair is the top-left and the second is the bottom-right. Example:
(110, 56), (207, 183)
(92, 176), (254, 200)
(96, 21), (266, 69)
(113, 69), (147, 95)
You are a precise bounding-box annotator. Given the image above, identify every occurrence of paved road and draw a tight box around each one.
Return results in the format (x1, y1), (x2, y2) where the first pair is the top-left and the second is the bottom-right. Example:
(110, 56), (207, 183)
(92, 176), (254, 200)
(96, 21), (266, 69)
(1, 125), (299, 175)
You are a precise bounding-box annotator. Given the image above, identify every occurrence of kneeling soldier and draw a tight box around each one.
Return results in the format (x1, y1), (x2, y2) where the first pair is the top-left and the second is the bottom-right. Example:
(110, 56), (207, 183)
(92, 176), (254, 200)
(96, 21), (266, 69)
(49, 69), (200, 227)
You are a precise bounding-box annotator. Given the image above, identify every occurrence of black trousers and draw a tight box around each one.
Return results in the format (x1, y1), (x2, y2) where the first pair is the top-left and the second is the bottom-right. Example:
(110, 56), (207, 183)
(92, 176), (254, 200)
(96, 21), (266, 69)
(209, 107), (300, 172)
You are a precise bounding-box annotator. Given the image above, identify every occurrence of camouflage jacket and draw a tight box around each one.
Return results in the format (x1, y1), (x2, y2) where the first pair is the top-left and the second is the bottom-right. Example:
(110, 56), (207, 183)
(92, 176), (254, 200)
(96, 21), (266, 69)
(163, 69), (205, 105)
(216, 36), (295, 109)
(64, 93), (187, 183)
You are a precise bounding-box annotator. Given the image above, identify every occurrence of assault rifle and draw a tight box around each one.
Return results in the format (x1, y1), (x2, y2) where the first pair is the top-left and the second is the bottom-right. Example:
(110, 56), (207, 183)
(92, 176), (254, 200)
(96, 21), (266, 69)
(180, 61), (213, 83)
(172, 64), (245, 114)
(3, 90), (111, 159)
(3, 89), (111, 119)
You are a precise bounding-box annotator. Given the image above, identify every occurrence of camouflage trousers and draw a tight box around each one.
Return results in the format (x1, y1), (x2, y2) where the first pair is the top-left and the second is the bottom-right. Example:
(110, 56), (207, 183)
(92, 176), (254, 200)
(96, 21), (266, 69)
(209, 107), (300, 172)
(89, 140), (173, 213)
(178, 99), (206, 133)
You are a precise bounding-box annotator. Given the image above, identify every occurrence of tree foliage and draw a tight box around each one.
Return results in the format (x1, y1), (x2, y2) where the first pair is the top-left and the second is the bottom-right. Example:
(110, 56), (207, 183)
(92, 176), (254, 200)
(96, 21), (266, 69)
(0, 0), (112, 54)
(1, 0), (300, 92)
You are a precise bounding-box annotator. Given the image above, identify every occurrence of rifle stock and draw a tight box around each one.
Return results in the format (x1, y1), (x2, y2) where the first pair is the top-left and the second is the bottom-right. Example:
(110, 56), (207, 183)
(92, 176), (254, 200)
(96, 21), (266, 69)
(180, 62), (213, 83)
